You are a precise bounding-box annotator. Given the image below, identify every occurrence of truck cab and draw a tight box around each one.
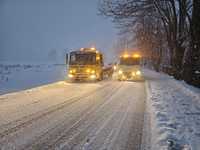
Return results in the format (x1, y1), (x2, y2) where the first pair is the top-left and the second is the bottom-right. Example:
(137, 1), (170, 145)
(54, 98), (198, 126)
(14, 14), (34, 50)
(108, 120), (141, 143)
(66, 48), (104, 81)
(114, 53), (143, 81)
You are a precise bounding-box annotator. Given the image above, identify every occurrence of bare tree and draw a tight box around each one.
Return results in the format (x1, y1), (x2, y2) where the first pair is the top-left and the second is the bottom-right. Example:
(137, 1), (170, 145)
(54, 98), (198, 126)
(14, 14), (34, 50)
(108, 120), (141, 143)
(99, 0), (199, 87)
(183, 0), (200, 87)
(152, 0), (191, 78)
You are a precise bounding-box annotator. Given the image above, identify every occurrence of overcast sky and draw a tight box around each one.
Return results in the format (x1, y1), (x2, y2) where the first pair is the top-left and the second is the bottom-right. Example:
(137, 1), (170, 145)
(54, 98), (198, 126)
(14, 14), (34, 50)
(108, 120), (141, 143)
(0, 0), (117, 63)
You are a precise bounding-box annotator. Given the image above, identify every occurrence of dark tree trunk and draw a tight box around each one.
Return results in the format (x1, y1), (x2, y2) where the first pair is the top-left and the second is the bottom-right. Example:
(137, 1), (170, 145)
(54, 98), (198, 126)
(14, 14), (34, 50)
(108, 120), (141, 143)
(183, 0), (200, 87)
(172, 45), (185, 80)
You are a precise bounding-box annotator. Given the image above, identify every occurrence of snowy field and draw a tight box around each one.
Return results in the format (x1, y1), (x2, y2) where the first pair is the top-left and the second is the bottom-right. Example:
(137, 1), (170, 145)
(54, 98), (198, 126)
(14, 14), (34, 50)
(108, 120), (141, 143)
(142, 69), (200, 150)
(0, 63), (67, 95)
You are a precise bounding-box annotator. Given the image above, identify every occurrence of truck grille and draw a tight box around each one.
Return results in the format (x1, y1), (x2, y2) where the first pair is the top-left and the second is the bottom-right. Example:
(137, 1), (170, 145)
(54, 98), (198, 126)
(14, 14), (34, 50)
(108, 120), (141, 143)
(124, 72), (132, 78)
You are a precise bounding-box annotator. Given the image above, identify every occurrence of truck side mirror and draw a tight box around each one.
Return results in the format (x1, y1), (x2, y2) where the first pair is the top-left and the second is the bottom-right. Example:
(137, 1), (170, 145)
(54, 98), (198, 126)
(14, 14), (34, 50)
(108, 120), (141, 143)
(66, 53), (68, 64)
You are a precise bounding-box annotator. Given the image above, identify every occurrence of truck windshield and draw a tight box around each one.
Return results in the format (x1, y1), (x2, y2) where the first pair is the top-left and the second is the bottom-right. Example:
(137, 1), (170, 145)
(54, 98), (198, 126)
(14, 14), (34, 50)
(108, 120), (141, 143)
(119, 57), (140, 66)
(69, 53), (96, 65)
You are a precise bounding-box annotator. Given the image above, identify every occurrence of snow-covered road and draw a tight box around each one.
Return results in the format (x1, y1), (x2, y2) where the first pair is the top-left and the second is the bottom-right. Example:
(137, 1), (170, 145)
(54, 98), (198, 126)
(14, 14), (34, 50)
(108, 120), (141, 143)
(0, 80), (146, 150)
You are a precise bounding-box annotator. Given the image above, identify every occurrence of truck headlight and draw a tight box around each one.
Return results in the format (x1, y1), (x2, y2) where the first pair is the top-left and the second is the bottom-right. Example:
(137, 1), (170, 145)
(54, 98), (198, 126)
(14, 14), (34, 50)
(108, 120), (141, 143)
(86, 68), (91, 73)
(113, 65), (117, 70)
(118, 70), (123, 75)
(68, 74), (74, 78)
(136, 70), (141, 75)
(90, 74), (96, 79)
(91, 70), (95, 74)
(86, 68), (95, 74)
(69, 69), (76, 73)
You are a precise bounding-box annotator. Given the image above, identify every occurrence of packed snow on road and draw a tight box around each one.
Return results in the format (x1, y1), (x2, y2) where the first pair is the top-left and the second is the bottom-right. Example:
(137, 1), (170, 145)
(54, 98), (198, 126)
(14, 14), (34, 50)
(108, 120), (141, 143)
(0, 64), (145, 150)
(0, 65), (199, 150)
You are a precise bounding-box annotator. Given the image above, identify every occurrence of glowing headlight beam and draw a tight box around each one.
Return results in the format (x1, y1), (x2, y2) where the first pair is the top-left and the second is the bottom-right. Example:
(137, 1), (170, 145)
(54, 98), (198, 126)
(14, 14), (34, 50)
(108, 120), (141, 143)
(91, 70), (95, 74)
(136, 70), (141, 75)
(118, 70), (123, 75)
(113, 65), (117, 70)
(90, 75), (96, 79)
(86, 69), (91, 73)
(132, 72), (136, 76)
(68, 74), (74, 78)
(69, 69), (76, 73)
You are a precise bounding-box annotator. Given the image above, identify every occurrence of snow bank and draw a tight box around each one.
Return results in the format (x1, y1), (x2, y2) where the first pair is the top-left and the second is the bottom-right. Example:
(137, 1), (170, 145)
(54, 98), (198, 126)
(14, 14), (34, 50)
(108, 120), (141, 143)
(0, 63), (67, 95)
(142, 69), (200, 150)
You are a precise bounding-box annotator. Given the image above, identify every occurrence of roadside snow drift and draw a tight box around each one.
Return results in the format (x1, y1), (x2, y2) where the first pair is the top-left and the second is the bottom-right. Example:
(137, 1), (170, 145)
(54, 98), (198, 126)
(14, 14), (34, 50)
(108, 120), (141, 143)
(143, 69), (200, 150)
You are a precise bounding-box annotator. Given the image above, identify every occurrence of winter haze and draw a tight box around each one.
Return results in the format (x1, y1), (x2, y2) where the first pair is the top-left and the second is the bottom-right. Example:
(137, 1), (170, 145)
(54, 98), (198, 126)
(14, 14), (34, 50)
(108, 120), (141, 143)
(0, 0), (117, 63)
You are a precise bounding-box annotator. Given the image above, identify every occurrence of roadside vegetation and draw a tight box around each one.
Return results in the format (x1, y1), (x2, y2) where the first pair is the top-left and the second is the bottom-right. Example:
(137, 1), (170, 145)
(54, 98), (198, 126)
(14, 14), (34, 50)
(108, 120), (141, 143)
(99, 0), (200, 87)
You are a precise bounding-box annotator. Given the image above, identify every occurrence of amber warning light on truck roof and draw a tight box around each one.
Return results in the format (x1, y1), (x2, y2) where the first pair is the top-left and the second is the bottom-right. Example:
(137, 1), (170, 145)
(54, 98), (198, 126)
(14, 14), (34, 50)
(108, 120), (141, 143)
(90, 47), (96, 51)
(122, 54), (130, 58)
(80, 47), (98, 53)
(132, 54), (141, 58)
(120, 53), (141, 58)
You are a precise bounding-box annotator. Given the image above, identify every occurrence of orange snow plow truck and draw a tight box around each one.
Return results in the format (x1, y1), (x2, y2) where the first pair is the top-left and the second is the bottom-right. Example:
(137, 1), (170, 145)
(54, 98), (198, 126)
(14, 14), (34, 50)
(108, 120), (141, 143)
(66, 47), (111, 81)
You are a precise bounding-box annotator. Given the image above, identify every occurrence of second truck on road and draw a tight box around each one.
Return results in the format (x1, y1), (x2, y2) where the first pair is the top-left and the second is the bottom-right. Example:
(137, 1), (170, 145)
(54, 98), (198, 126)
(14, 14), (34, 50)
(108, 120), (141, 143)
(66, 47), (104, 81)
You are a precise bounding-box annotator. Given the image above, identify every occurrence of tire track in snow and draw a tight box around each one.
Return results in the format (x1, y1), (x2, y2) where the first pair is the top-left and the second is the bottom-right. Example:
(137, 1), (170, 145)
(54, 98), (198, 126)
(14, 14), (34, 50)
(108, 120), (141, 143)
(22, 82), (123, 150)
(0, 82), (112, 141)
(79, 92), (130, 150)
(100, 101), (130, 150)
(55, 84), (128, 150)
